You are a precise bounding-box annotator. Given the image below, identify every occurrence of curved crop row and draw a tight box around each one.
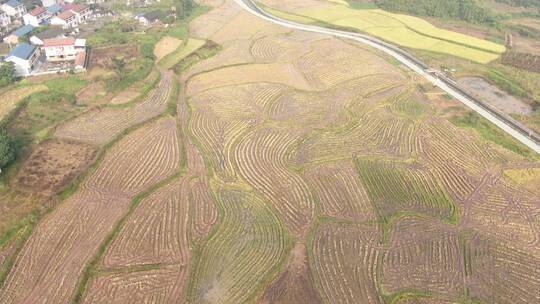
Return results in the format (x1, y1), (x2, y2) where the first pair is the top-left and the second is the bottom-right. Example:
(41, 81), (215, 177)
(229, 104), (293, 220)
(83, 118), (180, 196)
(234, 127), (314, 235)
(187, 187), (287, 304)
(355, 158), (456, 225)
(311, 223), (383, 304)
(0, 118), (180, 303)
(103, 180), (188, 268)
(83, 265), (186, 303)
(189, 177), (218, 241)
(54, 72), (173, 145)
(381, 217), (464, 298)
(303, 160), (375, 221)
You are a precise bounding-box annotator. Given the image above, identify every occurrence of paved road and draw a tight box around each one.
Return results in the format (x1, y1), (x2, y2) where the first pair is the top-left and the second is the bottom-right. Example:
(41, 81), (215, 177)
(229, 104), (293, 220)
(234, 0), (540, 155)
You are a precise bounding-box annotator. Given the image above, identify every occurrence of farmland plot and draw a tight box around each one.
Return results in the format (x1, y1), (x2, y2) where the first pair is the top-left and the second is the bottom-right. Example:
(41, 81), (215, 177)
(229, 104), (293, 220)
(0, 118), (180, 303)
(311, 223), (383, 304)
(355, 158), (457, 226)
(381, 217), (465, 298)
(54, 71), (173, 145)
(83, 265), (186, 304)
(187, 187), (287, 304)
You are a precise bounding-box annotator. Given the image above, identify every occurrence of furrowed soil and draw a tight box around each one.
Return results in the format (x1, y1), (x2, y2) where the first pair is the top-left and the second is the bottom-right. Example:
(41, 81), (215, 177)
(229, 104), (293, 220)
(0, 0), (538, 303)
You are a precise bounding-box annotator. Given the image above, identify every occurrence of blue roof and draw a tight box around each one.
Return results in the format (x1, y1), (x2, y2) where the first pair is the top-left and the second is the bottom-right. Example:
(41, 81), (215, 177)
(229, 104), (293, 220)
(7, 43), (36, 60)
(46, 3), (62, 14)
(4, 0), (21, 8)
(12, 25), (34, 37)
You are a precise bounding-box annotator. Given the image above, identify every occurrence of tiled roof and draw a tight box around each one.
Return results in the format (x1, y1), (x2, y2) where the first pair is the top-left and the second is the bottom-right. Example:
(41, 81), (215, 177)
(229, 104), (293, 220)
(63, 3), (87, 13)
(12, 24), (34, 37)
(28, 6), (46, 16)
(7, 43), (36, 60)
(56, 10), (75, 20)
(43, 37), (75, 47)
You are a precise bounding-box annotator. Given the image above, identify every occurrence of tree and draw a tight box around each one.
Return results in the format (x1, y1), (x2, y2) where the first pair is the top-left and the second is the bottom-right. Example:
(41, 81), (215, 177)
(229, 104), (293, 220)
(176, 0), (194, 20)
(0, 62), (16, 88)
(0, 128), (15, 173)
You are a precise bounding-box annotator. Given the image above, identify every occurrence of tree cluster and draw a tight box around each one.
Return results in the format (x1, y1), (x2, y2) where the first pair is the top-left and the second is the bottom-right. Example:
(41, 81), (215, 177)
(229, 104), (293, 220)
(176, 0), (194, 20)
(373, 0), (499, 25)
(0, 62), (16, 88)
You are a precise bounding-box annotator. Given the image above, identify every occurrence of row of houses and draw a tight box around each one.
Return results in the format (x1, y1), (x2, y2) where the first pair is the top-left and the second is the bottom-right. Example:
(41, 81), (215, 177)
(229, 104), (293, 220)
(0, 0), (93, 32)
(5, 37), (86, 76)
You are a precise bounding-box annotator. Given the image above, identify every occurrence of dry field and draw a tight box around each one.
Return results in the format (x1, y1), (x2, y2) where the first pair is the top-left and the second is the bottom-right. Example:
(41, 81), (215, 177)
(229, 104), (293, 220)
(54, 71), (173, 145)
(0, 117), (180, 303)
(154, 36), (183, 61)
(15, 139), (97, 194)
(0, 0), (538, 303)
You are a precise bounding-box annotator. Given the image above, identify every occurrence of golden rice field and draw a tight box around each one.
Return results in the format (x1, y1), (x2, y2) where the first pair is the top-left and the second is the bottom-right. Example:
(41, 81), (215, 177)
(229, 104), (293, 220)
(262, 0), (506, 63)
(0, 0), (538, 303)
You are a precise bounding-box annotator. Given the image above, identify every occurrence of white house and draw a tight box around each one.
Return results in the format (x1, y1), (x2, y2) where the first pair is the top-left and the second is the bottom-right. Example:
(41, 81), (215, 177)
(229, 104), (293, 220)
(1, 0), (26, 18)
(135, 10), (162, 26)
(50, 10), (77, 28)
(0, 11), (11, 28)
(5, 42), (39, 76)
(23, 6), (50, 26)
(41, 0), (64, 8)
(42, 37), (85, 61)
(63, 3), (90, 23)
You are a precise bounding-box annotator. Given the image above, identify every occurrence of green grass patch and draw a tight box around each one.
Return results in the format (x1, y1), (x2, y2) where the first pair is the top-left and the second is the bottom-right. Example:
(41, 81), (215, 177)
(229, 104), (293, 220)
(355, 158), (457, 239)
(450, 111), (537, 159)
(159, 38), (206, 69)
(172, 40), (222, 74)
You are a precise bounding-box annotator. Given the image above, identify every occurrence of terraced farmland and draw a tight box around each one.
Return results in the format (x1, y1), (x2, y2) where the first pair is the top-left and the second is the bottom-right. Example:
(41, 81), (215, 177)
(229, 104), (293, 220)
(0, 0), (538, 303)
(54, 71), (173, 146)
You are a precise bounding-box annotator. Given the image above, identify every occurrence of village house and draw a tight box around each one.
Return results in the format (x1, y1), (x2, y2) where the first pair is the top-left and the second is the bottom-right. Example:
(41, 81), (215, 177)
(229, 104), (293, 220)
(0, 11), (11, 29)
(23, 6), (51, 27)
(1, 0), (26, 18)
(4, 42), (39, 76)
(41, 0), (64, 8)
(41, 37), (85, 61)
(29, 27), (66, 45)
(3, 24), (34, 44)
(135, 10), (162, 26)
(63, 3), (90, 23)
(50, 10), (77, 28)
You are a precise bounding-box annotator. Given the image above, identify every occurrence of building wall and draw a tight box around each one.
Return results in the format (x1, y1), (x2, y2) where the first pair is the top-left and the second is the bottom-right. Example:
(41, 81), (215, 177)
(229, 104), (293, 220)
(23, 14), (39, 26)
(44, 44), (76, 61)
(6, 50), (38, 76)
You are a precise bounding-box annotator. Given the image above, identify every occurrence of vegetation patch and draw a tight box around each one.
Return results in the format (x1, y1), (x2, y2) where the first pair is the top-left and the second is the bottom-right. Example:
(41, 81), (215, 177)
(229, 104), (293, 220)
(159, 38), (206, 70)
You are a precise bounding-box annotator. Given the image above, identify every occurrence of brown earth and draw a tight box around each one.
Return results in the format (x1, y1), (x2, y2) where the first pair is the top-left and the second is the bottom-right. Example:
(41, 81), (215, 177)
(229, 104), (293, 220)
(89, 44), (140, 68)
(259, 243), (321, 304)
(15, 139), (98, 194)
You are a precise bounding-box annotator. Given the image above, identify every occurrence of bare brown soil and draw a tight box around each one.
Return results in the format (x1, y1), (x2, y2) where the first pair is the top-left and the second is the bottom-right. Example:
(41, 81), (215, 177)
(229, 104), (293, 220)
(259, 243), (321, 304)
(15, 139), (97, 194)
(89, 44), (140, 68)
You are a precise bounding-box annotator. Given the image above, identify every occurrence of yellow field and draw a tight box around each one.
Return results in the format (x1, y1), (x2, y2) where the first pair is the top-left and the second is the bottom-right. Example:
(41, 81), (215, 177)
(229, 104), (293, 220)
(0, 85), (48, 121)
(293, 4), (505, 63)
(154, 36), (183, 61)
(159, 38), (206, 69)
